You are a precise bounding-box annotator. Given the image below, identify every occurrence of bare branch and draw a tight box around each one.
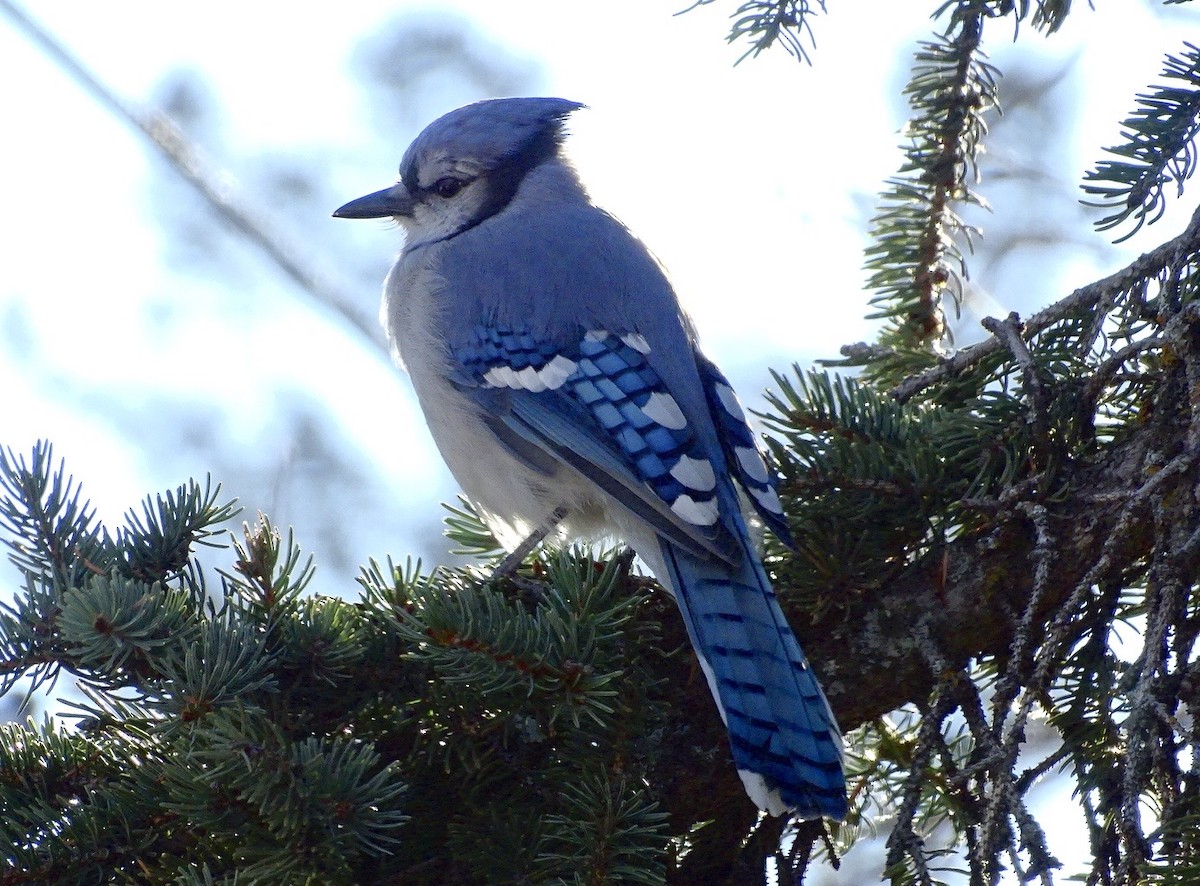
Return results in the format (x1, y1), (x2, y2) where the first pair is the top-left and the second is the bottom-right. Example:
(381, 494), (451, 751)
(892, 202), (1200, 402)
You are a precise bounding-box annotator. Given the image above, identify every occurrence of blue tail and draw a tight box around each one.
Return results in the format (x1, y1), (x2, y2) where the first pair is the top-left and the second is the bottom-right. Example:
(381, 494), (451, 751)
(655, 530), (846, 819)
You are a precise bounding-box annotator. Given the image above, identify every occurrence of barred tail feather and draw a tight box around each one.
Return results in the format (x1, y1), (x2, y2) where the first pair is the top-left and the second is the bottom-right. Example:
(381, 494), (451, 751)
(640, 527), (846, 820)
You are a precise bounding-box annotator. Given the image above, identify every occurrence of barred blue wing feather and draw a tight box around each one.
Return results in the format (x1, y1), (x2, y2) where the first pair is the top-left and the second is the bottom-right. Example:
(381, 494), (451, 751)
(452, 324), (737, 562)
(695, 354), (796, 548)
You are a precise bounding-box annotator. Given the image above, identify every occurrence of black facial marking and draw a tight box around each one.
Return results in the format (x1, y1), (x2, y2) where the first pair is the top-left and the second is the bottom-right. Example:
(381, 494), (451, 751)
(435, 126), (565, 242)
(474, 127), (562, 223)
(400, 158), (419, 192)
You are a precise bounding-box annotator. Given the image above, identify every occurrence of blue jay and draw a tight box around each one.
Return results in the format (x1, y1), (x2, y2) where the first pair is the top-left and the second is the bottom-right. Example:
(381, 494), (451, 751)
(334, 97), (846, 820)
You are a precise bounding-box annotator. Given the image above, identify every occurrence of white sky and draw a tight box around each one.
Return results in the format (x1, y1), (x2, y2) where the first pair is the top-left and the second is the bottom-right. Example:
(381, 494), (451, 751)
(0, 2), (1195, 881)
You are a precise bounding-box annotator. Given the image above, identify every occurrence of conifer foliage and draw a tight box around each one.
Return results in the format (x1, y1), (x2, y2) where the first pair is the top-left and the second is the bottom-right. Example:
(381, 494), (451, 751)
(4, 2), (1200, 884)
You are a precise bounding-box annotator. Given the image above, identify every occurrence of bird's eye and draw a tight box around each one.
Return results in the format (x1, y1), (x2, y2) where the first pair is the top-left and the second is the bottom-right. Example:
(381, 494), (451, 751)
(434, 177), (464, 199)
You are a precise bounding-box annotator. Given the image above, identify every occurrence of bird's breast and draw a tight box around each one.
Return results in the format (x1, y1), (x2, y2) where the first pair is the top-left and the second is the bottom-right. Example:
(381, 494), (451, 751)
(381, 245), (453, 376)
(381, 243), (616, 551)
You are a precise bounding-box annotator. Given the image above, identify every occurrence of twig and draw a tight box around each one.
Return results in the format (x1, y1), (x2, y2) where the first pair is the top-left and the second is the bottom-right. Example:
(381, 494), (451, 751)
(1011, 794), (1061, 885)
(838, 342), (896, 362)
(981, 312), (1053, 453)
(884, 675), (957, 883)
(988, 500), (1055, 741)
(1002, 449), (1194, 755)
(1075, 335), (1165, 438)
(980, 312), (1035, 372)
(489, 506), (568, 582)
(892, 202), (1200, 402)
(0, 0), (383, 350)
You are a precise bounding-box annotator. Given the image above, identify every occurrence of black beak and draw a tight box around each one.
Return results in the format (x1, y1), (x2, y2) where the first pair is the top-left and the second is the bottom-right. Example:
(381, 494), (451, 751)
(333, 184), (416, 219)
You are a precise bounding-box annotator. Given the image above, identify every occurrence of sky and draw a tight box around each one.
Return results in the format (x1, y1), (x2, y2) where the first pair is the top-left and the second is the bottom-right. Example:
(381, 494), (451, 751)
(0, 1), (1196, 881)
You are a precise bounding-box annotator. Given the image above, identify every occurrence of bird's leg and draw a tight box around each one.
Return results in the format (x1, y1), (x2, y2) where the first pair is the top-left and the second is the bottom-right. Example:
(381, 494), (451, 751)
(490, 506), (568, 582)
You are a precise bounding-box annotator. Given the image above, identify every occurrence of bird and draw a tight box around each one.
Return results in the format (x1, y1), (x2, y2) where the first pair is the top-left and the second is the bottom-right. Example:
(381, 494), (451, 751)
(334, 97), (846, 820)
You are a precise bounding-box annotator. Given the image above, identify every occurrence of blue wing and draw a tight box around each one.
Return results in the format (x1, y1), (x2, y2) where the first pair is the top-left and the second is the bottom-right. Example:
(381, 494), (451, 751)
(694, 355), (796, 549)
(451, 324), (794, 557)
(453, 324), (739, 562)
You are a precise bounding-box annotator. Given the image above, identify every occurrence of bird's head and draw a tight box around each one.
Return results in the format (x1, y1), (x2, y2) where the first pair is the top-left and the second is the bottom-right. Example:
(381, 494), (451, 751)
(334, 97), (584, 245)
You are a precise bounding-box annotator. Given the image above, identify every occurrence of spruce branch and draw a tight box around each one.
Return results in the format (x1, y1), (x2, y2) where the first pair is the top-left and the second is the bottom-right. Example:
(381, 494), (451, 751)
(891, 200), (1200, 402)
(442, 496), (503, 559)
(0, 573), (66, 696)
(1083, 42), (1200, 242)
(935, 0), (1074, 35)
(677, 0), (826, 64)
(0, 441), (107, 587)
(0, 455), (416, 883)
(797, 228), (1200, 880)
(858, 11), (998, 383)
(221, 516), (314, 618)
(117, 475), (237, 585)
(535, 774), (670, 885)
(57, 573), (200, 687)
(392, 551), (635, 732)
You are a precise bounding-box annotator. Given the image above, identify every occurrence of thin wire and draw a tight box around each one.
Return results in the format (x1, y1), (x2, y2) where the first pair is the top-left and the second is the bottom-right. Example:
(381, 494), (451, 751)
(0, 0), (386, 351)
